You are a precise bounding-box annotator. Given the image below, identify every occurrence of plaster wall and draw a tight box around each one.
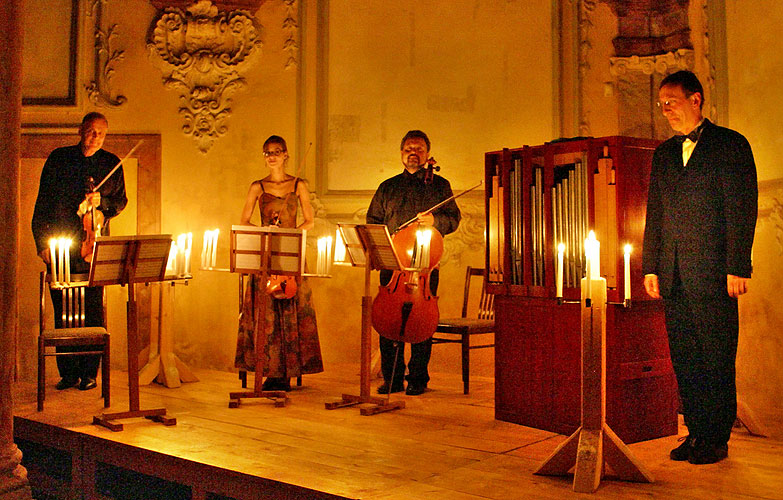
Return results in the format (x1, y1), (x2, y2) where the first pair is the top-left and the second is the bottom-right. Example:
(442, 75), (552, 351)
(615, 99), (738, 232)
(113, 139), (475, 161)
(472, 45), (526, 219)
(726, 0), (783, 431)
(17, 0), (554, 383)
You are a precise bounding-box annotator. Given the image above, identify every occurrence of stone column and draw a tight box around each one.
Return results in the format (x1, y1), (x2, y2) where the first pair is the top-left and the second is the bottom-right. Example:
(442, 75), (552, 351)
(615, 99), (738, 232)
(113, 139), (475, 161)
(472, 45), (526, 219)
(0, 0), (32, 498)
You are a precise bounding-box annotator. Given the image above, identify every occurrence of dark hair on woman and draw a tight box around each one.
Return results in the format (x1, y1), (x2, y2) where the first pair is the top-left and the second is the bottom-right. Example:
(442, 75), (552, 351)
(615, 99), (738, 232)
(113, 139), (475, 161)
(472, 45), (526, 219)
(263, 135), (287, 152)
(400, 130), (430, 151)
(660, 70), (704, 109)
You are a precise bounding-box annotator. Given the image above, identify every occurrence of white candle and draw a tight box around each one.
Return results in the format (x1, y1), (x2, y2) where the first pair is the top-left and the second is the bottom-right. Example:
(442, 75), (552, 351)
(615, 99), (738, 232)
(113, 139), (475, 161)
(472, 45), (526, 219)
(624, 244), (632, 301)
(167, 241), (176, 272)
(584, 236), (592, 303)
(556, 242), (564, 298)
(202, 230), (210, 269)
(334, 229), (346, 263)
(64, 239), (71, 283)
(49, 239), (58, 283)
(588, 230), (600, 279)
(326, 235), (333, 275)
(211, 229), (219, 268)
(317, 237), (325, 275)
(185, 232), (193, 275)
(177, 234), (186, 276)
(58, 238), (65, 286)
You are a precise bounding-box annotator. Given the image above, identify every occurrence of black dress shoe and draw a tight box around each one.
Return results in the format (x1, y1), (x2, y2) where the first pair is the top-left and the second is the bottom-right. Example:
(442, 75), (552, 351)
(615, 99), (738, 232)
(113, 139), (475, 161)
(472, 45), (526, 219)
(262, 378), (291, 392)
(78, 378), (97, 391)
(405, 383), (427, 396)
(56, 378), (79, 390)
(688, 441), (728, 465)
(377, 381), (404, 394)
(670, 435), (695, 461)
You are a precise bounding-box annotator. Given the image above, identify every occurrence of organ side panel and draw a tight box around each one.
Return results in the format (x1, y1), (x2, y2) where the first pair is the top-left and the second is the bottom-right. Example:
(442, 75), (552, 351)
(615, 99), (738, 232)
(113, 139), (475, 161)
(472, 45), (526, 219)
(486, 136), (678, 444)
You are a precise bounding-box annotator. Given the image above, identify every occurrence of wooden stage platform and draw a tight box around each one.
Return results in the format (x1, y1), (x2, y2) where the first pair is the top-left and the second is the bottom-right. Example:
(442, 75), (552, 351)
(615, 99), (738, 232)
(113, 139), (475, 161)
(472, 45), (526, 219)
(12, 364), (783, 499)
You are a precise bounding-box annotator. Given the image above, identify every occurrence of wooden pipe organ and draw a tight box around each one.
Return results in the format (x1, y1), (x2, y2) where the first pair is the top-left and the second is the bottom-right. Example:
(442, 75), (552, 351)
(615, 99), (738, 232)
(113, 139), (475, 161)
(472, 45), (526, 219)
(485, 136), (679, 444)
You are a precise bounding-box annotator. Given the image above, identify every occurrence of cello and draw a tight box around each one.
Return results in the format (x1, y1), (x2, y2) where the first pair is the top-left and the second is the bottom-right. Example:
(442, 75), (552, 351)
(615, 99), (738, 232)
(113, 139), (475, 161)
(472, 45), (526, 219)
(371, 222), (444, 344)
(370, 178), (483, 344)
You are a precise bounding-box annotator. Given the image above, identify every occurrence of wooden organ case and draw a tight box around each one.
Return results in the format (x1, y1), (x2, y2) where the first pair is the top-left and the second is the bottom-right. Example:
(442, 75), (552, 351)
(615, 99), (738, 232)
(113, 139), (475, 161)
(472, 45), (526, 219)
(485, 136), (678, 443)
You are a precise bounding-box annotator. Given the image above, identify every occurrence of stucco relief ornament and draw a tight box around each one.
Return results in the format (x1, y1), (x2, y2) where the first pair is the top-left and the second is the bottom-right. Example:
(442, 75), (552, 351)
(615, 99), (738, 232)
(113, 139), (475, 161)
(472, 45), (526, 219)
(148, 0), (261, 152)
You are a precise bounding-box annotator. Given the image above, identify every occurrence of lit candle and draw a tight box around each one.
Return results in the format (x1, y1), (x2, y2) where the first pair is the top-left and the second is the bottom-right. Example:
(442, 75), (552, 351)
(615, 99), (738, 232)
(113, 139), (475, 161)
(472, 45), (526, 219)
(421, 229), (432, 269)
(584, 236), (592, 303)
(326, 235), (333, 275)
(211, 229), (219, 268)
(624, 244), (632, 301)
(588, 230), (600, 279)
(177, 234), (186, 276)
(167, 241), (176, 273)
(556, 242), (565, 298)
(64, 239), (71, 284)
(57, 238), (65, 286)
(334, 229), (346, 263)
(202, 230), (210, 269)
(317, 237), (325, 275)
(185, 232), (192, 275)
(49, 239), (58, 283)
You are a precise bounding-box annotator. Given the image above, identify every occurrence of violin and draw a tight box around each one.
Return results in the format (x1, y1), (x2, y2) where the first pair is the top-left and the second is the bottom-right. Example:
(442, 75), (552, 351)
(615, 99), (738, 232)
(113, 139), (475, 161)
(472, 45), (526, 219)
(371, 222), (444, 344)
(264, 211), (298, 300)
(423, 157), (440, 185)
(80, 176), (104, 263)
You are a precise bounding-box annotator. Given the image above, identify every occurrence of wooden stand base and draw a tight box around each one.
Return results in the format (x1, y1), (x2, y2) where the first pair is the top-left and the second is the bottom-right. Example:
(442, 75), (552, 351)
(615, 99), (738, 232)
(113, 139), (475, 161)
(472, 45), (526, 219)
(228, 391), (288, 408)
(325, 394), (405, 415)
(534, 423), (653, 493)
(535, 278), (652, 493)
(92, 408), (177, 432)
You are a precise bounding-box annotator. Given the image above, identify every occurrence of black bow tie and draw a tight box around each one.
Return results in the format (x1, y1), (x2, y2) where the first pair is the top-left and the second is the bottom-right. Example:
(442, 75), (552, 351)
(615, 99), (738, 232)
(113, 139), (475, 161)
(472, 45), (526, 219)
(675, 123), (705, 144)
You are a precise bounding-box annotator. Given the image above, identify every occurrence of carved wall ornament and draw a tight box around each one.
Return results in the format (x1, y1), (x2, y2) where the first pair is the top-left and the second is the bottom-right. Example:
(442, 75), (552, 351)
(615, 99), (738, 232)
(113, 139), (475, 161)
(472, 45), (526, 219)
(283, 0), (299, 69)
(609, 49), (694, 77)
(577, 0), (597, 136)
(147, 0), (262, 152)
(86, 0), (127, 108)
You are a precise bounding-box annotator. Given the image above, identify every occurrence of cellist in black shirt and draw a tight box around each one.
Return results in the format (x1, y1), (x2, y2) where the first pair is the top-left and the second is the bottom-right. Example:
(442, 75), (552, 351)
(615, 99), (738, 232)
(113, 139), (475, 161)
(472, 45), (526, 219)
(366, 130), (461, 396)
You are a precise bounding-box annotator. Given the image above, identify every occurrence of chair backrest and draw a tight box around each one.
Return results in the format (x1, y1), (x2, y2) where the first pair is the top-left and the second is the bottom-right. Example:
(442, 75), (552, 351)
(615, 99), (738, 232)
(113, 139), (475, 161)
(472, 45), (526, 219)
(461, 267), (494, 320)
(40, 270), (102, 332)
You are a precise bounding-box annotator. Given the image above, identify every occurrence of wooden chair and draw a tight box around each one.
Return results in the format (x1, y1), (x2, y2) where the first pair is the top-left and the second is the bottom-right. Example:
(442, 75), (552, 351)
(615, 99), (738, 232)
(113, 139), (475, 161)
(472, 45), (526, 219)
(38, 270), (110, 411)
(432, 266), (495, 394)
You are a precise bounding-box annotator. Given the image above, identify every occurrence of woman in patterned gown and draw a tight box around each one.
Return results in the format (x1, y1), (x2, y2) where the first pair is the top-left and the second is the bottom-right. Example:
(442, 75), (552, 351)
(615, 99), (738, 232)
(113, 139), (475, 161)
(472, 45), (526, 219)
(235, 135), (323, 391)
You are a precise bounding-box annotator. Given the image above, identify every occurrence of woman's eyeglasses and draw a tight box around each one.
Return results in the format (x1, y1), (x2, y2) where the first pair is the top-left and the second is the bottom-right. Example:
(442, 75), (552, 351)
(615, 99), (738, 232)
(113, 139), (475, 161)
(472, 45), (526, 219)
(263, 149), (286, 157)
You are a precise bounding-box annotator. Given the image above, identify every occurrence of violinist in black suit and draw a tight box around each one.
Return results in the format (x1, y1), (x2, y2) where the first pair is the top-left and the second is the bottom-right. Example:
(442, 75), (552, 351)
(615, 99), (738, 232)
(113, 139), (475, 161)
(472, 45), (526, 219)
(642, 71), (757, 465)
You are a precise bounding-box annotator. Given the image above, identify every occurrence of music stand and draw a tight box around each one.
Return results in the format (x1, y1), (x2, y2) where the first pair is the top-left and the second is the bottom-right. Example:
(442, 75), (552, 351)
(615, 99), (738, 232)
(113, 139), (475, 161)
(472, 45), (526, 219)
(228, 225), (305, 408)
(89, 235), (178, 431)
(325, 223), (406, 415)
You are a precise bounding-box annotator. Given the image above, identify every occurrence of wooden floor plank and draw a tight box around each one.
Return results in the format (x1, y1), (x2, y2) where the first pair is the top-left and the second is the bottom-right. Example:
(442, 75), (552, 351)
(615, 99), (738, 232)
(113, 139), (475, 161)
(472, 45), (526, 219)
(13, 364), (783, 499)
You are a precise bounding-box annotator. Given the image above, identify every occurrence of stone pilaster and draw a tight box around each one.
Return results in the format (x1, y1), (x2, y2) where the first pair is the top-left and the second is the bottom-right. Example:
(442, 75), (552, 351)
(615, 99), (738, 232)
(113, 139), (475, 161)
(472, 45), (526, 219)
(0, 0), (32, 498)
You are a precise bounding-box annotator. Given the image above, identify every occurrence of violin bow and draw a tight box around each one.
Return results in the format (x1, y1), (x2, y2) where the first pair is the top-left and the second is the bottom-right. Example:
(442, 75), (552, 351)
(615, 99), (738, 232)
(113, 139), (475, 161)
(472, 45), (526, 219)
(91, 139), (144, 192)
(396, 180), (483, 232)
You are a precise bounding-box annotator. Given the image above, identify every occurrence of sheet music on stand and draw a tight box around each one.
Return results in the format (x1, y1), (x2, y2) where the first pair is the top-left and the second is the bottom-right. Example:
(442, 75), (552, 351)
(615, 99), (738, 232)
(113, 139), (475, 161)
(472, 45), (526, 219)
(89, 235), (178, 431)
(337, 223), (404, 272)
(325, 223), (406, 415)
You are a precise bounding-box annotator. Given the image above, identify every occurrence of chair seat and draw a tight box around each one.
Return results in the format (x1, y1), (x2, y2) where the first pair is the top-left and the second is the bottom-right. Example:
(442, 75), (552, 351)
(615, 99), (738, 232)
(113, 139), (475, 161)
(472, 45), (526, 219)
(42, 327), (108, 339)
(435, 318), (494, 334)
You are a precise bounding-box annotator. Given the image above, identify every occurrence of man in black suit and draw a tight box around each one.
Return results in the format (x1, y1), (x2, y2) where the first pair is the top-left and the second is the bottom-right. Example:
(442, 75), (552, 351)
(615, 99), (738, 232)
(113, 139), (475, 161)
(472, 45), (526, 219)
(642, 70), (757, 464)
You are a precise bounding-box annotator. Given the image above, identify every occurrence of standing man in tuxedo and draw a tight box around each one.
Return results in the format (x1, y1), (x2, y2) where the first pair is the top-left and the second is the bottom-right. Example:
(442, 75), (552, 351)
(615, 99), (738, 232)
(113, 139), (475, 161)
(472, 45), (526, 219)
(642, 70), (757, 464)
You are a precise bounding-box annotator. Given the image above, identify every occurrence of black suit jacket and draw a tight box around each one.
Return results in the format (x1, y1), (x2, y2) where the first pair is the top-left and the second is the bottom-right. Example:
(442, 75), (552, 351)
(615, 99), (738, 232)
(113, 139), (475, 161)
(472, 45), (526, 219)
(642, 119), (757, 299)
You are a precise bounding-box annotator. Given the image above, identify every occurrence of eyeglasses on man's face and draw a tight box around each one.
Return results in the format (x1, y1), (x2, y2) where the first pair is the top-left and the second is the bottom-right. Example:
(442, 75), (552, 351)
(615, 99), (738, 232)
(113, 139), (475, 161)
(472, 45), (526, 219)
(263, 149), (286, 157)
(656, 93), (693, 109)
